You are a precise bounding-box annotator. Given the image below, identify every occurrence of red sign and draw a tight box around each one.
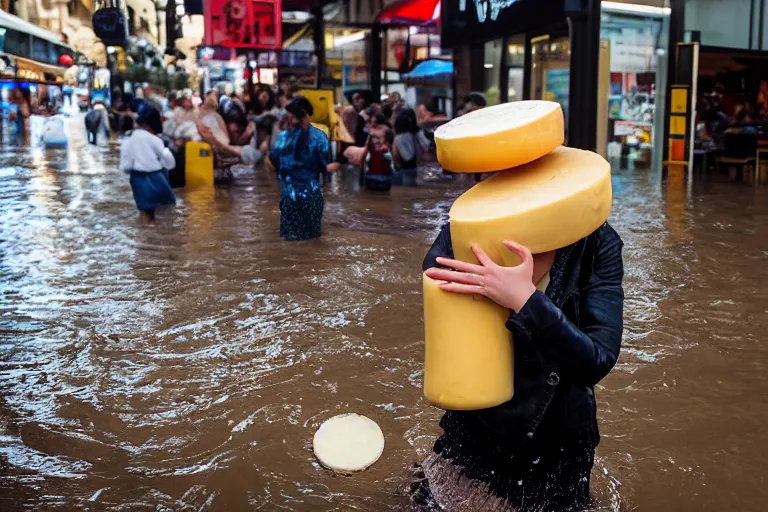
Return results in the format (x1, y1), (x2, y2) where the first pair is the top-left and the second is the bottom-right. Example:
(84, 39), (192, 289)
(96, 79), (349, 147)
(204, 0), (282, 50)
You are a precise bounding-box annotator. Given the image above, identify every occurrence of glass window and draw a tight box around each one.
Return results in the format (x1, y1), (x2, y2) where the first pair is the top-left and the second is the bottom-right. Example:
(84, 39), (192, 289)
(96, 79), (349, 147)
(530, 35), (571, 126)
(507, 34), (525, 102)
(31, 37), (48, 62)
(3, 29), (29, 57)
(684, 0), (751, 49)
(484, 39), (502, 105)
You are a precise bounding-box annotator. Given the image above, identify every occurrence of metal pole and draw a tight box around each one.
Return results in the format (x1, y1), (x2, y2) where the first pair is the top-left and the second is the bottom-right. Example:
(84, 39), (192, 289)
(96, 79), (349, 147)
(370, 23), (382, 100)
(312, 2), (326, 88)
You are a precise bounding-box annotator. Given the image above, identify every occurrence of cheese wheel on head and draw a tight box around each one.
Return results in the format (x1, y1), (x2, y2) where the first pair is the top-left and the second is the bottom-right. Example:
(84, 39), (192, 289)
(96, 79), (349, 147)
(435, 101), (564, 173)
(450, 146), (612, 266)
(313, 414), (384, 473)
(423, 273), (513, 410)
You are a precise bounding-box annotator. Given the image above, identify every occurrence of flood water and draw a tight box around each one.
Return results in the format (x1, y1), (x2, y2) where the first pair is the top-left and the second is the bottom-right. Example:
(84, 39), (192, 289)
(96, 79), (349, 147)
(0, 136), (767, 511)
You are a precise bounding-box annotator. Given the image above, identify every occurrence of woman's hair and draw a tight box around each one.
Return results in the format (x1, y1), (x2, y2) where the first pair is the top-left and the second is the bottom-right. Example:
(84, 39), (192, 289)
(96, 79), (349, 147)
(222, 100), (248, 128)
(285, 95), (314, 119)
(137, 104), (163, 134)
(251, 86), (276, 115)
(394, 108), (419, 134)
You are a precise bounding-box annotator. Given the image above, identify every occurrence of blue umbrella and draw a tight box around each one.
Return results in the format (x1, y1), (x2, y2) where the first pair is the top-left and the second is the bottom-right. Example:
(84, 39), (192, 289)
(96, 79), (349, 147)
(402, 60), (453, 79)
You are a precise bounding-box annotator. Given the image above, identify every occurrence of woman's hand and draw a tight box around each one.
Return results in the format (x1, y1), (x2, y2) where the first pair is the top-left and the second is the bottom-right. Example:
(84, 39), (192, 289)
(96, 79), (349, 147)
(424, 242), (537, 313)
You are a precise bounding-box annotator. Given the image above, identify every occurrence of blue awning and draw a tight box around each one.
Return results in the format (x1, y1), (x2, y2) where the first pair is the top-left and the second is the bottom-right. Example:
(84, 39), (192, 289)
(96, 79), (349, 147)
(402, 59), (453, 79)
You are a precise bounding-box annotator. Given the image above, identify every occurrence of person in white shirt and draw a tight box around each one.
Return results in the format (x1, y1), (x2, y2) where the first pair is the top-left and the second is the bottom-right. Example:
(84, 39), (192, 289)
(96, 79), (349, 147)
(120, 105), (176, 222)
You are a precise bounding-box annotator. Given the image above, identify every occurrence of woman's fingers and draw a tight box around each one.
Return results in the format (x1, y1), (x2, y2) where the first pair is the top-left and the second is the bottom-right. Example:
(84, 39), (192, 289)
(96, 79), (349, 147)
(503, 240), (533, 264)
(425, 267), (484, 286)
(434, 257), (485, 275)
(437, 282), (488, 296)
(471, 244), (495, 267)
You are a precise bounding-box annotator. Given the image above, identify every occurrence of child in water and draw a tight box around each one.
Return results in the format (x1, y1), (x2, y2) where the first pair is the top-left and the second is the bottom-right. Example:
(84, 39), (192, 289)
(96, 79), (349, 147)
(413, 223), (624, 511)
(120, 105), (176, 222)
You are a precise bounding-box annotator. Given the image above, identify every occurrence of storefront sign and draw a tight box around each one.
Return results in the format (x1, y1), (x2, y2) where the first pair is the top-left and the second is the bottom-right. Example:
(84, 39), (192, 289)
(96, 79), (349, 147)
(459, 0), (520, 23)
(204, 0), (283, 50)
(442, 0), (565, 48)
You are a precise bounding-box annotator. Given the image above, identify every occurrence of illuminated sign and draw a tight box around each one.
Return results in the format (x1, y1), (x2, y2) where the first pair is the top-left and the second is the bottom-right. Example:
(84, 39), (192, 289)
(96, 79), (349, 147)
(459, 0), (520, 23)
(442, 0), (565, 48)
(204, 0), (283, 50)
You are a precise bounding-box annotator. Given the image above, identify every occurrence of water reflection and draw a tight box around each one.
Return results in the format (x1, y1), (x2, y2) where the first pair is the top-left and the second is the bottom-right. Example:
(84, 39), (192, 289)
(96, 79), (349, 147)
(1, 144), (767, 510)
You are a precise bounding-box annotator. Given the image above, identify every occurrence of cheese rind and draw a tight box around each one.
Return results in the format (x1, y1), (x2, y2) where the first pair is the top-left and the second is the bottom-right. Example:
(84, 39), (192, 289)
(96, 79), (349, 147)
(435, 101), (564, 173)
(449, 146), (612, 267)
(423, 273), (513, 410)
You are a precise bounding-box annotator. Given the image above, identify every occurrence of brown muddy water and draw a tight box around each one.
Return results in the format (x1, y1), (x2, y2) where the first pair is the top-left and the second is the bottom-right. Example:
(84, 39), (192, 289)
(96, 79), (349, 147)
(0, 140), (767, 511)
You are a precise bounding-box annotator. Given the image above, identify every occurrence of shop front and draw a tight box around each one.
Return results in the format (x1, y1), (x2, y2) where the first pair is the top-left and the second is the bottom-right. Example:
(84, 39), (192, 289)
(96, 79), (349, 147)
(659, 0), (768, 179)
(442, 0), (677, 159)
(441, 0), (601, 150)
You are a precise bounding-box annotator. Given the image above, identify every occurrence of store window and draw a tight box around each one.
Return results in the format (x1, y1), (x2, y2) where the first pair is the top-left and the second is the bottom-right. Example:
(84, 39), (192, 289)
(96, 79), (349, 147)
(685, 0), (751, 49)
(601, 11), (664, 163)
(507, 34), (525, 102)
(484, 39), (503, 105)
(530, 35), (570, 125)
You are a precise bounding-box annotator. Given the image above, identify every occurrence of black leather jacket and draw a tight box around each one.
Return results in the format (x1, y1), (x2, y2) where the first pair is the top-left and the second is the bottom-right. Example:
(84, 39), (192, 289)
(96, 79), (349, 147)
(423, 222), (624, 468)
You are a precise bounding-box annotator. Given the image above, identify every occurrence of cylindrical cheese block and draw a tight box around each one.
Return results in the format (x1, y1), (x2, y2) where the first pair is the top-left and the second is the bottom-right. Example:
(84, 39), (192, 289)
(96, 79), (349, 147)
(423, 273), (513, 410)
(450, 146), (612, 267)
(435, 101), (564, 173)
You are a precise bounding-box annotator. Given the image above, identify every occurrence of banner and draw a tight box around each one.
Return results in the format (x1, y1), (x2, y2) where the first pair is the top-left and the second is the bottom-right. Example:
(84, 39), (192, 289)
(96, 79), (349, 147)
(204, 0), (282, 50)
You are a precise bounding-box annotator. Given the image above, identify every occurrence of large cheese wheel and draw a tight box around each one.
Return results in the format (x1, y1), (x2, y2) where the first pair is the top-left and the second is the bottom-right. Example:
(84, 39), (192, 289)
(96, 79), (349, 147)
(449, 146), (612, 267)
(423, 273), (513, 410)
(313, 414), (385, 473)
(435, 101), (564, 173)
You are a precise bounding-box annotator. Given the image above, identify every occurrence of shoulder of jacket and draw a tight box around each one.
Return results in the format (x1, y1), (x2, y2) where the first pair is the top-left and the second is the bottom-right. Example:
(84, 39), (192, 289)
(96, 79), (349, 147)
(591, 223), (624, 256)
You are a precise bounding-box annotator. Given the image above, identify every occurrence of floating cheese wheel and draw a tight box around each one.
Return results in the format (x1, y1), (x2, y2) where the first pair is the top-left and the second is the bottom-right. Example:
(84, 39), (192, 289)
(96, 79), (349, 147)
(313, 414), (384, 473)
(450, 146), (612, 267)
(423, 273), (513, 410)
(434, 101), (564, 173)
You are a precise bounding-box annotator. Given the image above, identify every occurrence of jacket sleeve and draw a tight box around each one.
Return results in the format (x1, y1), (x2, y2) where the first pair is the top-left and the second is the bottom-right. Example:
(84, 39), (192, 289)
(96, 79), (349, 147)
(510, 231), (624, 386)
(422, 223), (454, 271)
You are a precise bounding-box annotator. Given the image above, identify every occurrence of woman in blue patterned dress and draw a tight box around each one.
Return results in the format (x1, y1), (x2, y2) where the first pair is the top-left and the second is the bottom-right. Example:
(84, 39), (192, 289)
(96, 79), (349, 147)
(269, 96), (330, 240)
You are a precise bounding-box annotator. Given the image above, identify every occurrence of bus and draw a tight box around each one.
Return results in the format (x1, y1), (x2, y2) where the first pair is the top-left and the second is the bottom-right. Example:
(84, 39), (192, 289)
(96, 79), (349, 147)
(0, 9), (80, 120)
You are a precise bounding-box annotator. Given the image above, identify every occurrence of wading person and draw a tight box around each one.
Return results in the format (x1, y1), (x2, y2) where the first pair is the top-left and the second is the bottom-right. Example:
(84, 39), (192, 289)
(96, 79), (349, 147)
(120, 105), (176, 223)
(84, 101), (110, 145)
(269, 96), (329, 241)
(412, 223), (624, 511)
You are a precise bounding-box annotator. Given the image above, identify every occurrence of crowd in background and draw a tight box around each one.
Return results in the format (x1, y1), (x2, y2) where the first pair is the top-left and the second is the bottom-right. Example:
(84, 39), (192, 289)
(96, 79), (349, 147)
(95, 80), (491, 236)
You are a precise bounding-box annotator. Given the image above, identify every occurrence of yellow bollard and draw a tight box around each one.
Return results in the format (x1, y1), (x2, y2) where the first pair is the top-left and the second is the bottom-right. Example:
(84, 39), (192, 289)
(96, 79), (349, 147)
(185, 142), (214, 188)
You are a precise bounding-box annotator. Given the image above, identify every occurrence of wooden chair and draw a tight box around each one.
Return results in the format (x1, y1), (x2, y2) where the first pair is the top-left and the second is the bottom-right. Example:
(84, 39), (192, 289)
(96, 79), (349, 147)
(717, 132), (757, 181)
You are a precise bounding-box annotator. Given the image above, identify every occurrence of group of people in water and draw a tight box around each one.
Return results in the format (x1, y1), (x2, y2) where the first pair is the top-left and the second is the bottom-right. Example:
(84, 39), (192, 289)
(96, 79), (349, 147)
(115, 80), (463, 238)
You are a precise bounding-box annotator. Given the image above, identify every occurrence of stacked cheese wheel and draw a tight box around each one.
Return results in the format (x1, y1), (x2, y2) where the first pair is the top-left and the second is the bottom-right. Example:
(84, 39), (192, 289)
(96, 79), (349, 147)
(423, 101), (612, 411)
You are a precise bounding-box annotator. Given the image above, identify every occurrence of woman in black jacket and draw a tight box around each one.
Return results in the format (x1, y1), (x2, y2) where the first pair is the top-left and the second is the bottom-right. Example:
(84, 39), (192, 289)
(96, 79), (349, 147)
(412, 222), (624, 511)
